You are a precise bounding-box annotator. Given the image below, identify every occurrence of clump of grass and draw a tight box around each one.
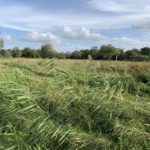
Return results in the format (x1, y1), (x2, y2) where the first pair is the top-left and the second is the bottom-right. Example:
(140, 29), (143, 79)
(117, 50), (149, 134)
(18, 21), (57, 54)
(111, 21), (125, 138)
(0, 58), (150, 149)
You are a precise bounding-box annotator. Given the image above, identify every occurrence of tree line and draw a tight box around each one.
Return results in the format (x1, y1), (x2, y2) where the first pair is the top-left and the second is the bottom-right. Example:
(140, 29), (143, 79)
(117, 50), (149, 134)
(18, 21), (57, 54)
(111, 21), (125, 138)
(0, 43), (150, 61)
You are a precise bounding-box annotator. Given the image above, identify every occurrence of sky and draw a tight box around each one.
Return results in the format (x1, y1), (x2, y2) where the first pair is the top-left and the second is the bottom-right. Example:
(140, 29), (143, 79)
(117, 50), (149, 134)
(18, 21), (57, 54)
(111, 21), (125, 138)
(1, 0), (150, 51)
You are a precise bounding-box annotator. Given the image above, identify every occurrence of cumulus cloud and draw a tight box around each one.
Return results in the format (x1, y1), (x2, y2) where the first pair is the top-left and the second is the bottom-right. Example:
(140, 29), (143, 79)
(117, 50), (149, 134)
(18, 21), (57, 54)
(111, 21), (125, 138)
(23, 32), (60, 44)
(110, 37), (150, 48)
(62, 26), (106, 41)
(1, 1), (150, 50)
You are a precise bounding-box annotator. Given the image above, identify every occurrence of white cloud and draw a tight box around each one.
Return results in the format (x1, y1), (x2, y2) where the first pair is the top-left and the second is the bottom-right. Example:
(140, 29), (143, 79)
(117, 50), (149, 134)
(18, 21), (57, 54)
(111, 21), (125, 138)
(110, 37), (150, 49)
(1, 1), (150, 50)
(0, 34), (12, 41)
(88, 0), (126, 13)
(62, 26), (106, 41)
(3, 35), (12, 41)
(88, 0), (150, 14)
(1, 2), (150, 32)
(23, 32), (60, 44)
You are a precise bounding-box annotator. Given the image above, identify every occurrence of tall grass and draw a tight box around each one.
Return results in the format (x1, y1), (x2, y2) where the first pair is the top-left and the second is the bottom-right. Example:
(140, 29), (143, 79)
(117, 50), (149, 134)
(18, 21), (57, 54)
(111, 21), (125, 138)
(0, 58), (150, 150)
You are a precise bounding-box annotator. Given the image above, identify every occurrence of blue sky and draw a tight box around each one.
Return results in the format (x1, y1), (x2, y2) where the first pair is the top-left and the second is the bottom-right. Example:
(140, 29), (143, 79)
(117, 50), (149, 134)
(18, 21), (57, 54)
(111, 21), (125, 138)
(1, 0), (150, 51)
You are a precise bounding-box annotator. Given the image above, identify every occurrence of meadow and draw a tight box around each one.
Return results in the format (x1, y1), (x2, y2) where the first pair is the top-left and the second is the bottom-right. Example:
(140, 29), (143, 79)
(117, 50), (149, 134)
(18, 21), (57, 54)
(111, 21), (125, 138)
(0, 58), (150, 150)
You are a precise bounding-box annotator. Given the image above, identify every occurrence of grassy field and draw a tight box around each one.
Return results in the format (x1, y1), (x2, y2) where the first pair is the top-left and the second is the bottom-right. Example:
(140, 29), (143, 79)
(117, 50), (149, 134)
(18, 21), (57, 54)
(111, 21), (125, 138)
(0, 58), (150, 150)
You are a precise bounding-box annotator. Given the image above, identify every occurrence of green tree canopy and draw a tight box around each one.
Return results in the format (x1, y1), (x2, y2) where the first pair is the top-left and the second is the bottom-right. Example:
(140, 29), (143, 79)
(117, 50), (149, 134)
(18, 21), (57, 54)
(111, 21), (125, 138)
(141, 47), (150, 56)
(125, 49), (141, 60)
(99, 44), (117, 59)
(41, 44), (56, 58)
(12, 47), (22, 58)
(0, 37), (4, 50)
(22, 48), (38, 58)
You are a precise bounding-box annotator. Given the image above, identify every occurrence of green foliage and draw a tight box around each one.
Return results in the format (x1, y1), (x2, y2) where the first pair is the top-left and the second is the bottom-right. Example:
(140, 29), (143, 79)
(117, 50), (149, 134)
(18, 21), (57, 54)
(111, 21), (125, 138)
(0, 43), (150, 61)
(22, 48), (40, 58)
(0, 50), (12, 57)
(41, 44), (56, 58)
(141, 47), (150, 55)
(0, 37), (4, 50)
(99, 44), (117, 59)
(0, 59), (150, 149)
(12, 47), (22, 58)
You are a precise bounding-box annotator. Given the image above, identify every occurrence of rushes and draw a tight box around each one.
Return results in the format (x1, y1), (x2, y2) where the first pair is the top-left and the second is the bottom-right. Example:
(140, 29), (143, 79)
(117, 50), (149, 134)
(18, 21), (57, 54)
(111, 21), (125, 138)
(0, 59), (150, 149)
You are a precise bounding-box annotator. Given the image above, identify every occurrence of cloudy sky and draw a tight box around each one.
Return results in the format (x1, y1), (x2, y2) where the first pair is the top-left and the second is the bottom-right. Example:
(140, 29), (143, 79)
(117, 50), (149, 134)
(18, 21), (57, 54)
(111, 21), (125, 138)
(1, 0), (150, 51)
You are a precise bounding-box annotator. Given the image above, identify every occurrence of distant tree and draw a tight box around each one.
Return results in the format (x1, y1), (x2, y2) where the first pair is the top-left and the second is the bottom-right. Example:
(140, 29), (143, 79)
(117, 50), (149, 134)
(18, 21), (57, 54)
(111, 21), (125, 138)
(0, 37), (4, 50)
(81, 49), (90, 59)
(141, 47), (150, 56)
(113, 48), (124, 61)
(22, 48), (35, 58)
(65, 52), (72, 59)
(41, 44), (56, 58)
(90, 47), (99, 59)
(99, 44), (117, 60)
(12, 47), (22, 58)
(0, 49), (5, 57)
(4, 50), (12, 57)
(0, 49), (12, 57)
(125, 49), (141, 60)
(56, 52), (66, 59)
(70, 50), (82, 59)
(34, 50), (42, 58)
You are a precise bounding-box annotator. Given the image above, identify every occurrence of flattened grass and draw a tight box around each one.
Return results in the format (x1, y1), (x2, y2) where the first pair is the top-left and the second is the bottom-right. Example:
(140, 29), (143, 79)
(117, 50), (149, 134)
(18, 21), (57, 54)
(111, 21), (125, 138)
(0, 58), (150, 150)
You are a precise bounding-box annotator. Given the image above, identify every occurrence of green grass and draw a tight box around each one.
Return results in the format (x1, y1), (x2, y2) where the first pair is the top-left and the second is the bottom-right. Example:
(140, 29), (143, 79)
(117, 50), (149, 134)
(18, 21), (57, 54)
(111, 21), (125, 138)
(0, 58), (150, 150)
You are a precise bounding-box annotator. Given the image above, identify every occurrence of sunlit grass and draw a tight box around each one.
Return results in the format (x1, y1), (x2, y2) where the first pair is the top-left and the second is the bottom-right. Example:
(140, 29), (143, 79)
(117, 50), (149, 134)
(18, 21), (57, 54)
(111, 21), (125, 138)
(0, 58), (150, 149)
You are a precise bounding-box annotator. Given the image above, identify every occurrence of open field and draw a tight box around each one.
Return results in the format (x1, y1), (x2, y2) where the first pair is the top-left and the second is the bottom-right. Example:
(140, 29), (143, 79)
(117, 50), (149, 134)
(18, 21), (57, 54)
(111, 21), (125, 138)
(0, 58), (150, 150)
